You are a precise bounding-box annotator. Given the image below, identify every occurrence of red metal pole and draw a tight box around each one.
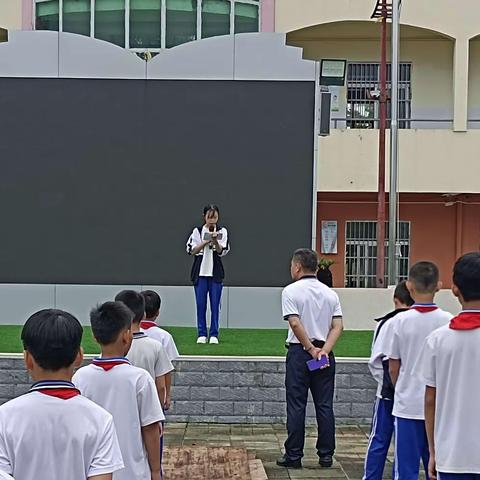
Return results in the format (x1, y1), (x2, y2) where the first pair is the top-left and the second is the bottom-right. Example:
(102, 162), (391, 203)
(376, 2), (387, 287)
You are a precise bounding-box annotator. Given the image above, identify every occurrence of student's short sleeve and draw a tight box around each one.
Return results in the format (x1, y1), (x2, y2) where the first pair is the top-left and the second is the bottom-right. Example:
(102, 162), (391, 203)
(282, 288), (299, 320)
(369, 319), (396, 379)
(332, 293), (342, 317)
(414, 335), (437, 387)
(138, 374), (165, 426)
(165, 335), (180, 362)
(155, 344), (174, 377)
(88, 415), (124, 478)
(186, 228), (201, 255)
(218, 228), (230, 257)
(383, 319), (401, 360)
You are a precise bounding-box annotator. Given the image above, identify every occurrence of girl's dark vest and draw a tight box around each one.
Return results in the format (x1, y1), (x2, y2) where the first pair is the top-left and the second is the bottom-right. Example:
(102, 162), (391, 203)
(190, 226), (226, 285)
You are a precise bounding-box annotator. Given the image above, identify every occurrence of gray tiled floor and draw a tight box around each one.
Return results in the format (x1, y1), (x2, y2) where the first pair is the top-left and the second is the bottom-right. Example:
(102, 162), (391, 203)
(163, 423), (395, 480)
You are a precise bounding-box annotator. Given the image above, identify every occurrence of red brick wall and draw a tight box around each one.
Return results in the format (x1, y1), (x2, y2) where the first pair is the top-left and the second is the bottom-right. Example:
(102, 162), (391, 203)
(316, 193), (480, 288)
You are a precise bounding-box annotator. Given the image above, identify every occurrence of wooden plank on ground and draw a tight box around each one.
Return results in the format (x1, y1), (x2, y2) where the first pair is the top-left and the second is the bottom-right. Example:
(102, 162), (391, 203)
(163, 446), (258, 480)
(249, 459), (268, 480)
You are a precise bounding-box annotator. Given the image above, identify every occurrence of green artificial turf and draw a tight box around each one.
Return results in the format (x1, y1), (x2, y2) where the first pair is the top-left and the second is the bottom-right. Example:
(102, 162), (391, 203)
(0, 326), (373, 357)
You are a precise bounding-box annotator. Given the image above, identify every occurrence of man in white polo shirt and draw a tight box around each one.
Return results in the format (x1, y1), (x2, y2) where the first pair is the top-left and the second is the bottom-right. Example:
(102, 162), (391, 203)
(416, 252), (480, 480)
(277, 248), (343, 470)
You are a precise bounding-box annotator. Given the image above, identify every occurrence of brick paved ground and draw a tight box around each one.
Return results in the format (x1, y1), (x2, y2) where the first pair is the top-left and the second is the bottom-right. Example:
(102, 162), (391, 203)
(163, 423), (396, 480)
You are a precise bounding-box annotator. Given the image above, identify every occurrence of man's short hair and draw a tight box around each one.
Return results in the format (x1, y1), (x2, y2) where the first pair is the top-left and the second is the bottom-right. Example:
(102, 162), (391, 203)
(453, 252), (480, 302)
(141, 290), (161, 319)
(90, 301), (133, 345)
(21, 309), (83, 371)
(115, 290), (145, 324)
(292, 248), (319, 273)
(408, 261), (439, 293)
(394, 280), (414, 307)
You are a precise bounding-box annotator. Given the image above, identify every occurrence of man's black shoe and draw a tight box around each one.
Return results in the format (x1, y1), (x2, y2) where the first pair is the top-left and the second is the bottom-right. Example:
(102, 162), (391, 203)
(319, 455), (333, 467)
(276, 456), (302, 469)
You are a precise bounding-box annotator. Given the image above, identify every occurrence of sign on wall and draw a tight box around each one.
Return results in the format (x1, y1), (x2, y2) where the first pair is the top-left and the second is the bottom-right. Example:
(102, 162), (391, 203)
(329, 86), (340, 112)
(321, 220), (338, 254)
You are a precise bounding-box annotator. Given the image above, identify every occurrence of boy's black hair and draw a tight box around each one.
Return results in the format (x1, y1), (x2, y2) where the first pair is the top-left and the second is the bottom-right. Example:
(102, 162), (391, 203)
(453, 252), (480, 302)
(292, 248), (318, 274)
(203, 204), (219, 217)
(21, 309), (83, 371)
(408, 261), (439, 293)
(115, 290), (145, 323)
(394, 280), (414, 307)
(317, 267), (333, 287)
(141, 290), (162, 319)
(90, 301), (133, 345)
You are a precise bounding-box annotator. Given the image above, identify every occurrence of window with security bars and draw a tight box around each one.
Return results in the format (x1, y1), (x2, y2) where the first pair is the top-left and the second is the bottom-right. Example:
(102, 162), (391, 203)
(346, 63), (412, 129)
(345, 221), (410, 288)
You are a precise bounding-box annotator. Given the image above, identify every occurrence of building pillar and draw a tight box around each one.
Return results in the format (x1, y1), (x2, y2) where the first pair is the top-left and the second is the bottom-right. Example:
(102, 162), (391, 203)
(453, 37), (469, 132)
(22, 0), (33, 30)
(455, 200), (464, 259)
(261, 0), (275, 32)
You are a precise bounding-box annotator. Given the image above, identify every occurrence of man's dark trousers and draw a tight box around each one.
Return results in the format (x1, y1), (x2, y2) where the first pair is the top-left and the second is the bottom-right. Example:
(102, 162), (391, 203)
(284, 344), (336, 461)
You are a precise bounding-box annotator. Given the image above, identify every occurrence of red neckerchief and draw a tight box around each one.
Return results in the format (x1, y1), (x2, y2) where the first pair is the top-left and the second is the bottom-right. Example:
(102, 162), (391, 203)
(450, 310), (480, 330)
(92, 357), (131, 371)
(30, 381), (80, 400)
(140, 320), (158, 330)
(410, 303), (439, 313)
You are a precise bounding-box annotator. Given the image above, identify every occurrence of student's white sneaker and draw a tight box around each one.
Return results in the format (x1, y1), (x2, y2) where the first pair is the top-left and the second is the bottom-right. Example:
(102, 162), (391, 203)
(209, 336), (219, 345)
(196, 336), (207, 344)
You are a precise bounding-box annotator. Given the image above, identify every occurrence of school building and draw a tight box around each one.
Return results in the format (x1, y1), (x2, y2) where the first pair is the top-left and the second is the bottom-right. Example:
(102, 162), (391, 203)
(277, 0), (480, 289)
(1, 0), (479, 290)
(0, 0), (272, 52)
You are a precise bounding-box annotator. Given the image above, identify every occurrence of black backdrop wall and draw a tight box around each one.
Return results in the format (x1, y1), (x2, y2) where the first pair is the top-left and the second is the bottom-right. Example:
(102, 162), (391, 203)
(0, 78), (314, 286)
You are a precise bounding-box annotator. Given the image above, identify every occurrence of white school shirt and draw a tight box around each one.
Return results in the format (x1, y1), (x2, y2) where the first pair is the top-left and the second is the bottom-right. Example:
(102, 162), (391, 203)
(369, 321), (389, 398)
(73, 362), (164, 480)
(415, 323), (480, 474)
(0, 391), (124, 480)
(282, 276), (342, 344)
(186, 226), (229, 277)
(369, 312), (404, 398)
(141, 323), (180, 361)
(127, 333), (174, 380)
(383, 307), (452, 419)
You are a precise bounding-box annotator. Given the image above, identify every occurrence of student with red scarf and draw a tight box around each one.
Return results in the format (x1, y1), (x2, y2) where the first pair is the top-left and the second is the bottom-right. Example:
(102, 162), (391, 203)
(416, 252), (480, 480)
(383, 262), (452, 480)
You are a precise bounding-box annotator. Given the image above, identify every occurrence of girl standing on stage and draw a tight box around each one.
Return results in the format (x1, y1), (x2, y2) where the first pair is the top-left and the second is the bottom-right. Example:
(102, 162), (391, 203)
(186, 205), (230, 344)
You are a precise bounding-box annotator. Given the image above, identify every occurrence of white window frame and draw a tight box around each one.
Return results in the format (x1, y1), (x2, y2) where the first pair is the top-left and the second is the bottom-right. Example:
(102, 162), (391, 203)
(125, 0), (130, 48)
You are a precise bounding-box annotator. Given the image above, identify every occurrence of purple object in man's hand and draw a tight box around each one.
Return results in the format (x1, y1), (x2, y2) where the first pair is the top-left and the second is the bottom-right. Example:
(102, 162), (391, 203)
(306, 356), (330, 371)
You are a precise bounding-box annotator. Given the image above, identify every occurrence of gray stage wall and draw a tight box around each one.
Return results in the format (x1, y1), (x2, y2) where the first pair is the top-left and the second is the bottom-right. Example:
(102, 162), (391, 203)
(0, 33), (316, 288)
